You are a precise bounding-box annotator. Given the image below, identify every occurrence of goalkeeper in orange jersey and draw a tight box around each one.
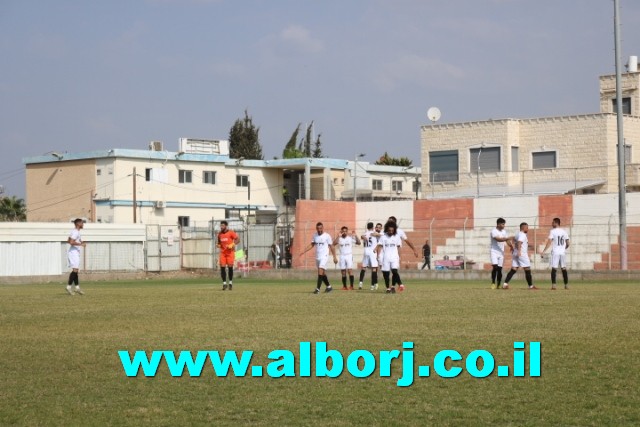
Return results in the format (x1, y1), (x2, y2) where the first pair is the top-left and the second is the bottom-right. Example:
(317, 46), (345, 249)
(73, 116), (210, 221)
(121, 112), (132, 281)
(217, 220), (240, 290)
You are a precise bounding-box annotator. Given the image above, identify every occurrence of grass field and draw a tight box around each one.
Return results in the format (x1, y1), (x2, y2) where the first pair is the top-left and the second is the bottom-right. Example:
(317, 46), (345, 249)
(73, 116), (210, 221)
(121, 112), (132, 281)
(1, 278), (639, 426)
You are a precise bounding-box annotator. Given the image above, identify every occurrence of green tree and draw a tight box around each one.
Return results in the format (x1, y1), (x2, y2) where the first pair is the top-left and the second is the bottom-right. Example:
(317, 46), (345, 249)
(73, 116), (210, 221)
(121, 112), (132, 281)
(312, 133), (323, 158)
(283, 123), (305, 159)
(0, 196), (27, 222)
(375, 152), (413, 167)
(228, 110), (263, 160)
(303, 121), (313, 157)
(282, 121), (323, 158)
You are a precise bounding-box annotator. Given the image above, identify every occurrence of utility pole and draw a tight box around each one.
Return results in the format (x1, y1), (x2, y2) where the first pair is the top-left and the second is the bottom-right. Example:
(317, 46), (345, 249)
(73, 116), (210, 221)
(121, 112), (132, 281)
(247, 179), (251, 261)
(353, 153), (365, 202)
(133, 167), (137, 224)
(614, 0), (628, 270)
(476, 147), (482, 199)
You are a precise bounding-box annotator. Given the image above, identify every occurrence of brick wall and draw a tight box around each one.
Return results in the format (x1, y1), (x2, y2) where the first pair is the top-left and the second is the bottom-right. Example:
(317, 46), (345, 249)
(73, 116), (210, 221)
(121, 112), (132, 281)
(411, 199), (474, 262)
(292, 200), (356, 268)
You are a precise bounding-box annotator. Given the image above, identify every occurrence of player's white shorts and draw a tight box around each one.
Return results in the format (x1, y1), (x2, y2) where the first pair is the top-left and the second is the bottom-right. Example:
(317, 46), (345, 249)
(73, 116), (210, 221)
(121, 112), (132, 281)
(550, 253), (567, 269)
(381, 258), (400, 272)
(316, 255), (329, 270)
(512, 254), (531, 268)
(339, 256), (354, 270)
(68, 250), (80, 269)
(490, 250), (504, 267)
(361, 252), (379, 268)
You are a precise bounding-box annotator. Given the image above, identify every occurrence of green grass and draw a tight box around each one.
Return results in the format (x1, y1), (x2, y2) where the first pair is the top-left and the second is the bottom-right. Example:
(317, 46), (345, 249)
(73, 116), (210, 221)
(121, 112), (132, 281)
(1, 278), (639, 426)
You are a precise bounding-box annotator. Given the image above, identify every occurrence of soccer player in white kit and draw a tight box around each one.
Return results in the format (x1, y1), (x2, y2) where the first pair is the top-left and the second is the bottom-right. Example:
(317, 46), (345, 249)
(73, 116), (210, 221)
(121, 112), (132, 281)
(376, 221), (403, 294)
(539, 217), (571, 290)
(490, 217), (512, 289)
(387, 216), (418, 291)
(502, 222), (537, 290)
(66, 218), (86, 295)
(299, 222), (338, 294)
(359, 222), (381, 290)
(334, 226), (361, 290)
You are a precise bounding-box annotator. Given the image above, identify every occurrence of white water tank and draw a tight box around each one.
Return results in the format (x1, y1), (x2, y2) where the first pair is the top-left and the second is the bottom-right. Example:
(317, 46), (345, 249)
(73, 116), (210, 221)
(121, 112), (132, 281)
(628, 56), (638, 72)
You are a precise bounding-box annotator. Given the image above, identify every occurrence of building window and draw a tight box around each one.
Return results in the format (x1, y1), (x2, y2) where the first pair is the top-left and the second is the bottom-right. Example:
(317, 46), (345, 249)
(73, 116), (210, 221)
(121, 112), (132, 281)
(613, 97), (631, 115)
(511, 147), (519, 172)
(532, 151), (557, 169)
(225, 209), (241, 219)
(470, 147), (500, 174)
(203, 171), (216, 184)
(392, 181), (403, 192)
(626, 145), (632, 164)
(412, 180), (421, 193)
(372, 179), (383, 190)
(616, 144), (632, 164)
(178, 216), (190, 227)
(145, 168), (152, 182)
(236, 175), (249, 187)
(97, 169), (102, 176)
(179, 170), (193, 183)
(429, 150), (459, 182)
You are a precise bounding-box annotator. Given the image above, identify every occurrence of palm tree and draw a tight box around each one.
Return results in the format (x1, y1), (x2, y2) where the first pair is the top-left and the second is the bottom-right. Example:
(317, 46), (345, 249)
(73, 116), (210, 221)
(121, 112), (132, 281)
(0, 196), (27, 222)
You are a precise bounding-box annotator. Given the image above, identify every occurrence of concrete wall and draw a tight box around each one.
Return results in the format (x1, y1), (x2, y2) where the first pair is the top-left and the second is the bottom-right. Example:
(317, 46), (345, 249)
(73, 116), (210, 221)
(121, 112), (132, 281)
(26, 160), (96, 222)
(0, 223), (146, 277)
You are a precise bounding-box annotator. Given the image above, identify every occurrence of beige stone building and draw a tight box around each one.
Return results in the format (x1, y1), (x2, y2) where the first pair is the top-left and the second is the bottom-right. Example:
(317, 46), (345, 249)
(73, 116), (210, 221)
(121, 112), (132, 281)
(421, 70), (640, 198)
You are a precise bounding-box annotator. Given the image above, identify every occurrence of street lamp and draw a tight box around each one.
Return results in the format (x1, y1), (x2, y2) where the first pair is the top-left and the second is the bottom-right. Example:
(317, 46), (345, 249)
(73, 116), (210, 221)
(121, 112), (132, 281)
(476, 147), (483, 199)
(402, 166), (420, 200)
(353, 153), (365, 202)
(246, 178), (251, 260)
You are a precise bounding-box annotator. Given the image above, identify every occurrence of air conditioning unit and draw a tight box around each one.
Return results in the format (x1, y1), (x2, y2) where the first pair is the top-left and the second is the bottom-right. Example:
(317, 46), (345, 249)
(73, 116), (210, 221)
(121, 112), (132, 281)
(155, 201), (166, 209)
(149, 141), (164, 151)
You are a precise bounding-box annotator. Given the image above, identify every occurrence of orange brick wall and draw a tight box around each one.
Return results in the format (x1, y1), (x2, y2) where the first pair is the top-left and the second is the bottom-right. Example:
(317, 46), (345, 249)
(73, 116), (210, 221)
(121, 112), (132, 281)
(292, 200), (356, 268)
(538, 195), (573, 227)
(595, 227), (640, 270)
(533, 195), (574, 257)
(411, 199), (475, 260)
(413, 199), (475, 228)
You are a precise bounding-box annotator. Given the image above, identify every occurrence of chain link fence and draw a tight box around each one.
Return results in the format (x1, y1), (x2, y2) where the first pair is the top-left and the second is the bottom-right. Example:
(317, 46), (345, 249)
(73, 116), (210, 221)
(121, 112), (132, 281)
(293, 214), (640, 271)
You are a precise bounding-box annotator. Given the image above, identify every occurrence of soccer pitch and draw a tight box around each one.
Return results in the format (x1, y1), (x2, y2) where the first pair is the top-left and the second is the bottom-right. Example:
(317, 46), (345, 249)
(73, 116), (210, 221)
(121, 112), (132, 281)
(1, 278), (639, 426)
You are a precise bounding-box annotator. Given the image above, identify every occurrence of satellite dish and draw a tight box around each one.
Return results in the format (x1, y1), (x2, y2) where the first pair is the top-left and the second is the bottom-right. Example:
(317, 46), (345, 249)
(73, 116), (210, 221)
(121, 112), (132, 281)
(427, 107), (441, 123)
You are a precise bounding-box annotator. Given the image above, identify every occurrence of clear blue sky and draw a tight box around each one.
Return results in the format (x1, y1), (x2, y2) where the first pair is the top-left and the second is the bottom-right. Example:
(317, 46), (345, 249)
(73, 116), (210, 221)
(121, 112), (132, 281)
(2, 0), (639, 198)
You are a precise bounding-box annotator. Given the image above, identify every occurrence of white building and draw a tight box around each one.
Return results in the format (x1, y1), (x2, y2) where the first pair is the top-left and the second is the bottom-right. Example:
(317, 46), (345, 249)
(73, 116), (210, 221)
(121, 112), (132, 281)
(24, 138), (421, 224)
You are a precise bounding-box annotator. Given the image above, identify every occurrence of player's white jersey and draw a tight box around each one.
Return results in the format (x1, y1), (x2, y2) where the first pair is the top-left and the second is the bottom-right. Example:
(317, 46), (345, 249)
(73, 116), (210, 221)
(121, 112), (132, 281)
(68, 229), (82, 253)
(490, 228), (507, 253)
(337, 235), (356, 256)
(377, 234), (402, 262)
(362, 230), (380, 254)
(397, 228), (407, 241)
(312, 232), (333, 259)
(512, 231), (528, 257)
(548, 228), (570, 255)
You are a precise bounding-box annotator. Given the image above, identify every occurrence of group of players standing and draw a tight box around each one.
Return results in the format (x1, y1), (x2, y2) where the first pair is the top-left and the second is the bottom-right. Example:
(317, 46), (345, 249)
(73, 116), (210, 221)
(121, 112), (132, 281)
(62, 215), (572, 296)
(300, 216), (419, 294)
(490, 217), (571, 290)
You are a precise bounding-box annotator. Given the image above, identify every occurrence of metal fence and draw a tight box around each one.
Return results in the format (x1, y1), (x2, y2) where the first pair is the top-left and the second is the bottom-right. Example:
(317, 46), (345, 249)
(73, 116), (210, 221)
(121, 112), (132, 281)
(294, 215), (640, 272)
(145, 225), (181, 272)
(427, 164), (640, 198)
(180, 221), (293, 270)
